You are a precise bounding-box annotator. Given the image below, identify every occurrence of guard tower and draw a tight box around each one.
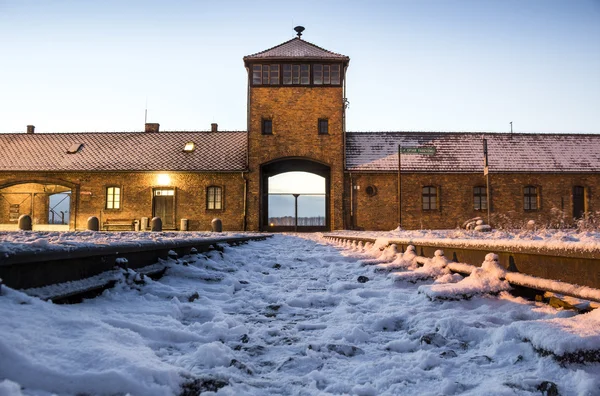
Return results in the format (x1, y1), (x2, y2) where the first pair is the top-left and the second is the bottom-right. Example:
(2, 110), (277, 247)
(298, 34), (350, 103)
(243, 27), (350, 231)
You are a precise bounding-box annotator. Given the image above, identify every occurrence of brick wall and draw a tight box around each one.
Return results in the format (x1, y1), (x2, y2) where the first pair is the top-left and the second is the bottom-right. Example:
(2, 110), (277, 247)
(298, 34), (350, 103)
(348, 172), (600, 230)
(246, 86), (345, 231)
(0, 172), (245, 231)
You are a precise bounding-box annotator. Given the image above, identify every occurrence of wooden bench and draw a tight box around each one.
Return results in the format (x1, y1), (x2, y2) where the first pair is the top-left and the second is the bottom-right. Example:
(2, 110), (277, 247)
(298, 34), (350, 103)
(102, 219), (135, 231)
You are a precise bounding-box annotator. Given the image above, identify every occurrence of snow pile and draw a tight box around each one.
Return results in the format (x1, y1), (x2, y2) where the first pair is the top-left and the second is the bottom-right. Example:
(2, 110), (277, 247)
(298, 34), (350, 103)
(419, 253), (511, 300)
(360, 243), (398, 265)
(390, 249), (450, 283)
(374, 244), (418, 272)
(506, 307), (600, 362)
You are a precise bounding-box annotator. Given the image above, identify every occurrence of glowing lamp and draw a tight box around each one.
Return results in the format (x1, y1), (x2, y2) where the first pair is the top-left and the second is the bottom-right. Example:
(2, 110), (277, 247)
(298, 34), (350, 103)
(157, 174), (171, 186)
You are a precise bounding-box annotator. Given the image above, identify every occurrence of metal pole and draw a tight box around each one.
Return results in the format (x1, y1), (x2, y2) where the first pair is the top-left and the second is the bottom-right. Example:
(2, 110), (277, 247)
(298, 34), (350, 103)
(483, 139), (491, 225)
(398, 144), (402, 229)
(486, 172), (491, 225)
(349, 173), (354, 229)
(293, 194), (299, 232)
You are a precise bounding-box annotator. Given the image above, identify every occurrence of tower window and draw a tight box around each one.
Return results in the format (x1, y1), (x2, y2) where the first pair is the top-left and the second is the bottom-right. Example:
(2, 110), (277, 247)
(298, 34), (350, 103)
(314, 65), (323, 85)
(252, 64), (280, 85)
(283, 64), (292, 85)
(252, 65), (262, 85)
(262, 119), (273, 135)
(318, 119), (329, 135)
(300, 64), (310, 85)
(331, 64), (341, 84)
(269, 64), (279, 85)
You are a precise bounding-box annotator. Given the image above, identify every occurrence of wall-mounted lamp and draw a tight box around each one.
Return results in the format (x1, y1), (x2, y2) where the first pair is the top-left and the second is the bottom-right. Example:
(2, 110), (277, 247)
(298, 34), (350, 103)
(157, 174), (171, 186)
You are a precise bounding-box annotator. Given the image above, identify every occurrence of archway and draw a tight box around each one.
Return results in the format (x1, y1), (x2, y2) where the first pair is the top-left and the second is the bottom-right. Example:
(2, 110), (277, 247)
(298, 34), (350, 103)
(261, 158), (330, 232)
(0, 181), (73, 231)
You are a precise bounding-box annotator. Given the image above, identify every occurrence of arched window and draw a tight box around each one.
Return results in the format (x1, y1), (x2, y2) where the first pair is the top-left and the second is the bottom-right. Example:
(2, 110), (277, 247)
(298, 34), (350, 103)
(207, 186), (223, 210)
(523, 186), (538, 211)
(473, 186), (487, 211)
(422, 186), (437, 210)
(105, 186), (121, 209)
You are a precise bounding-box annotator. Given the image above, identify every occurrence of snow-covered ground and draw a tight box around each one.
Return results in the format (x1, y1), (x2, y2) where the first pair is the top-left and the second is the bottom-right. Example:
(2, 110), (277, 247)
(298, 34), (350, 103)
(1, 233), (600, 395)
(0, 231), (257, 256)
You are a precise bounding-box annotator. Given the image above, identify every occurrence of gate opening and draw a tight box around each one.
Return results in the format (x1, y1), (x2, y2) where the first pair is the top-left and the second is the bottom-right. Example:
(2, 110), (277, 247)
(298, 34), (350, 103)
(0, 182), (72, 231)
(268, 172), (326, 228)
(261, 158), (330, 232)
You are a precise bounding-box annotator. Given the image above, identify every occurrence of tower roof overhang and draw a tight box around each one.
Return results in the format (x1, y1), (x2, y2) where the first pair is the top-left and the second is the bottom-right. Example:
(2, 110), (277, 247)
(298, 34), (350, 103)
(243, 37), (349, 67)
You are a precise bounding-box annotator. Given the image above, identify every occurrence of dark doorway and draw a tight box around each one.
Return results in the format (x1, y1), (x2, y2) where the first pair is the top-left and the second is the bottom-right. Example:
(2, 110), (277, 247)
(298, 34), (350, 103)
(573, 186), (585, 219)
(153, 188), (175, 229)
(261, 158), (330, 232)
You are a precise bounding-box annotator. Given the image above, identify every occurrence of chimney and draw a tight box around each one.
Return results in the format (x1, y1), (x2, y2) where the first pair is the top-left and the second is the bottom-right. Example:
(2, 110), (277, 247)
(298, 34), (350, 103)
(145, 123), (160, 133)
(26, 125), (35, 134)
(211, 123), (218, 132)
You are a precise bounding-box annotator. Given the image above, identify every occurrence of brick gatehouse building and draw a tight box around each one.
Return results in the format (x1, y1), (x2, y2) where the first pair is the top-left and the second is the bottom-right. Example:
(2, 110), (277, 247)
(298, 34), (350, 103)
(1, 31), (599, 232)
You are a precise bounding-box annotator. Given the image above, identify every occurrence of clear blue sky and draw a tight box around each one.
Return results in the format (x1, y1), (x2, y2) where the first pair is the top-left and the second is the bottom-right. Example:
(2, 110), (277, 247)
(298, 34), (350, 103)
(1, 0), (599, 134)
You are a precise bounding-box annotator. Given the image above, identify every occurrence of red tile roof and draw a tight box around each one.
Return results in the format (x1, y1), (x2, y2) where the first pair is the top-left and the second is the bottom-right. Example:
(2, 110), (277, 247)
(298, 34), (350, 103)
(244, 37), (349, 62)
(0, 131), (247, 172)
(346, 132), (600, 173)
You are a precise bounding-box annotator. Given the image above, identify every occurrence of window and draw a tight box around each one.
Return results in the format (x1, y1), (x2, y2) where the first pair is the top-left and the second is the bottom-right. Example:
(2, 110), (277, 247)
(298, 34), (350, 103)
(252, 64), (280, 85)
(318, 119), (329, 135)
(300, 64), (310, 85)
(422, 186), (438, 210)
(255, 63), (340, 86)
(473, 186), (487, 211)
(524, 186), (538, 211)
(314, 65), (323, 85)
(313, 64), (340, 85)
(67, 143), (83, 154)
(283, 64), (292, 85)
(207, 186), (223, 210)
(262, 119), (273, 135)
(183, 142), (195, 152)
(330, 64), (341, 84)
(365, 185), (377, 197)
(252, 65), (262, 85)
(106, 186), (121, 209)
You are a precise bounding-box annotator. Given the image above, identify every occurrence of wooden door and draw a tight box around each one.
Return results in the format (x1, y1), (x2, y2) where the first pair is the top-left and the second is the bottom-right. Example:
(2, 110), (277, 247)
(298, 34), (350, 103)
(153, 190), (175, 228)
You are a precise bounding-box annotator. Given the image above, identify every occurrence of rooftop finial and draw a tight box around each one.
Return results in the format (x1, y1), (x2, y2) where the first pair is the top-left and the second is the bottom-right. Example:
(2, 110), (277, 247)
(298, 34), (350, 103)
(294, 26), (305, 38)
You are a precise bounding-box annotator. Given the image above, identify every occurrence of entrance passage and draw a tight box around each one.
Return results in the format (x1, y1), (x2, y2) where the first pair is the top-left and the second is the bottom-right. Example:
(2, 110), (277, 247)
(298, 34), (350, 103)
(268, 172), (326, 227)
(0, 182), (72, 231)
(261, 158), (330, 232)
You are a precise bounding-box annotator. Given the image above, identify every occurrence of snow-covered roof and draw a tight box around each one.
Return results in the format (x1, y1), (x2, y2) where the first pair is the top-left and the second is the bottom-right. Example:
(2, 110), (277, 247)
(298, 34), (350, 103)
(244, 37), (349, 62)
(0, 131), (247, 172)
(346, 132), (600, 173)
